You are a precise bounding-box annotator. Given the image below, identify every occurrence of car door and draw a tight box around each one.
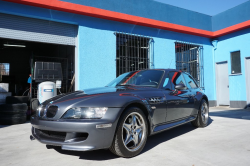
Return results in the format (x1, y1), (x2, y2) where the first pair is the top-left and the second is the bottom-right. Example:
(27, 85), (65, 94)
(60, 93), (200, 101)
(135, 70), (167, 126)
(182, 73), (198, 116)
(162, 71), (192, 122)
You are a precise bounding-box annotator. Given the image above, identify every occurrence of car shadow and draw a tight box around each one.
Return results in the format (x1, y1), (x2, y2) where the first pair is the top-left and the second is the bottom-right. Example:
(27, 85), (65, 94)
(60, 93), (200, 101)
(141, 117), (213, 154)
(47, 117), (213, 160)
(47, 146), (118, 160)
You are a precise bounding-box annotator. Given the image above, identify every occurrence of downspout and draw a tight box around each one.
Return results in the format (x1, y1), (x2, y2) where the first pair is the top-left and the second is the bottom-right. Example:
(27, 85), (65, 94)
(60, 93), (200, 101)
(211, 40), (218, 106)
(212, 40), (218, 50)
(150, 38), (155, 69)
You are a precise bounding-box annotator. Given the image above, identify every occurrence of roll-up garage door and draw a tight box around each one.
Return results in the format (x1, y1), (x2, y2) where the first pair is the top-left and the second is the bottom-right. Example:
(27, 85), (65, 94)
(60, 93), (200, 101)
(0, 13), (77, 46)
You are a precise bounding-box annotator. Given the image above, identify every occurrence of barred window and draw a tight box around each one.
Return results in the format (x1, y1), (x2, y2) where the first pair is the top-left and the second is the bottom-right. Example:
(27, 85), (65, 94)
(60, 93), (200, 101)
(115, 32), (151, 77)
(0, 63), (10, 75)
(175, 41), (204, 88)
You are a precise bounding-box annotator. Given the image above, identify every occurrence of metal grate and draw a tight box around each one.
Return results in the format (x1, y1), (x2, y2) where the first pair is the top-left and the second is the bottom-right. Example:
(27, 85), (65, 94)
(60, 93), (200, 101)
(115, 32), (152, 77)
(175, 41), (204, 88)
(33, 56), (74, 94)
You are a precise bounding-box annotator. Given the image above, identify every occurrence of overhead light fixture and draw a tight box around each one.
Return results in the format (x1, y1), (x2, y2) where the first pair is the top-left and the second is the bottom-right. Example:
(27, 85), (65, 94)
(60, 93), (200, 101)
(4, 44), (26, 47)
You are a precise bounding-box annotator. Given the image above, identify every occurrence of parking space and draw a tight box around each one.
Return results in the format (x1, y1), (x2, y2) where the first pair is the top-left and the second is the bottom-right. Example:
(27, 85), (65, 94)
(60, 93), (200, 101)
(0, 107), (250, 166)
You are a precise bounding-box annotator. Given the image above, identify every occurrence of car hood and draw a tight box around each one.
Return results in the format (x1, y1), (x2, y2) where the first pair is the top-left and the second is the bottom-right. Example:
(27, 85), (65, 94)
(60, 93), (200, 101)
(40, 86), (160, 120)
(42, 86), (157, 105)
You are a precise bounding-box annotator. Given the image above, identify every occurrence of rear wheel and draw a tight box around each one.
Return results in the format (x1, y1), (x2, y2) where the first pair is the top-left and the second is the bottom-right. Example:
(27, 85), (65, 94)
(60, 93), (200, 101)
(191, 99), (209, 127)
(110, 107), (148, 158)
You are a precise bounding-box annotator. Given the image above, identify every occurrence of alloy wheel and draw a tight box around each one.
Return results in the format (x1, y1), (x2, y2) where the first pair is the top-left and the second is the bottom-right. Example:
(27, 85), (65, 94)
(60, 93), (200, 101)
(201, 102), (209, 124)
(122, 112), (146, 152)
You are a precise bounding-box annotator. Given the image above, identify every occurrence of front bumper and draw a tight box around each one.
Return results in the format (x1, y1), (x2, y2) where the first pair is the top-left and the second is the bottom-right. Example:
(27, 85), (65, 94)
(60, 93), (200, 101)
(30, 108), (120, 151)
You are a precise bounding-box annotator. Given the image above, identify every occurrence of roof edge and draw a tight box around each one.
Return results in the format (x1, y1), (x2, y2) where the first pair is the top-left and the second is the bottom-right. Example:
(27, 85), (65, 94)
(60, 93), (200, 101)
(2, 0), (250, 38)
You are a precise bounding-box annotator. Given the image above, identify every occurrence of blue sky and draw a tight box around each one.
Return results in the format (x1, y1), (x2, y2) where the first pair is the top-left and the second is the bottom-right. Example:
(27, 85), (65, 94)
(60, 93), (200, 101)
(155, 0), (249, 16)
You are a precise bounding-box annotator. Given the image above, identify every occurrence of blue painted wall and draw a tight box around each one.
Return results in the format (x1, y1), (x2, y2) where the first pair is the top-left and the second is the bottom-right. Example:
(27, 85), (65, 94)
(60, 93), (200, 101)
(0, 0), (216, 101)
(215, 28), (250, 101)
(212, 1), (250, 31)
(76, 16), (215, 101)
(63, 0), (212, 31)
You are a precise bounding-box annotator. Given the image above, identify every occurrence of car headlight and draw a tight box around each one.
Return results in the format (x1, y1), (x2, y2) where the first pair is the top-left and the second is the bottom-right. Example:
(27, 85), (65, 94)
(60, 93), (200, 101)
(36, 105), (45, 117)
(61, 107), (108, 119)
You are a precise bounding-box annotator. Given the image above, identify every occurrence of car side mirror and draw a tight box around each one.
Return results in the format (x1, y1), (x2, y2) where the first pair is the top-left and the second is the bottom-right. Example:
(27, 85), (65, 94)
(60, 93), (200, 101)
(175, 84), (186, 90)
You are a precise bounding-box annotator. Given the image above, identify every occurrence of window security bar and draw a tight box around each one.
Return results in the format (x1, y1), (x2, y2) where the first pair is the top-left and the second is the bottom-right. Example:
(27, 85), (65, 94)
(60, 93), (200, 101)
(115, 31), (152, 77)
(175, 41), (204, 88)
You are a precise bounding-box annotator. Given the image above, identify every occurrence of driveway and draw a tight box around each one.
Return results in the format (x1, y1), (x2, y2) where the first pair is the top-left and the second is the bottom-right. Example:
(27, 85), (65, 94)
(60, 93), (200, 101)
(0, 107), (250, 166)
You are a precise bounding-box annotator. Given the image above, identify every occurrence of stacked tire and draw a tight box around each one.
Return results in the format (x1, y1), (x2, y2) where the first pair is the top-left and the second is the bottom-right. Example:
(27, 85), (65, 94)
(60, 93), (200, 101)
(0, 103), (27, 125)
(6, 96), (30, 105)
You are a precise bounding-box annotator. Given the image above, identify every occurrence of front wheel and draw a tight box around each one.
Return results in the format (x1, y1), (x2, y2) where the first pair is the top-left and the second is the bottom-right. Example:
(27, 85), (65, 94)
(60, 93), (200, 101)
(191, 99), (209, 127)
(110, 107), (148, 158)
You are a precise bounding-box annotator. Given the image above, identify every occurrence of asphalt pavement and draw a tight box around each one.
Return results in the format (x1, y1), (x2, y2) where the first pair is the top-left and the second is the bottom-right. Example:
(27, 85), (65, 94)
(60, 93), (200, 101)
(0, 106), (250, 166)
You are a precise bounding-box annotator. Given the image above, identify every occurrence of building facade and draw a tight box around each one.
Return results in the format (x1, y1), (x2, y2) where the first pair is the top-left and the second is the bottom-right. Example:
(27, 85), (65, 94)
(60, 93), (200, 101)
(0, 0), (249, 108)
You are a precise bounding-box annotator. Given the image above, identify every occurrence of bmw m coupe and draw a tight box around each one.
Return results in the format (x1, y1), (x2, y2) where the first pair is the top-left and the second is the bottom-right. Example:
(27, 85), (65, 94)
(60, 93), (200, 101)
(31, 69), (209, 158)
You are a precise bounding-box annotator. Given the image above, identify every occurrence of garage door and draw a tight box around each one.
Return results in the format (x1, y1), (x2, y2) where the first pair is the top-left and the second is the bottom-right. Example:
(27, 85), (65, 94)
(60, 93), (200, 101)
(0, 13), (77, 46)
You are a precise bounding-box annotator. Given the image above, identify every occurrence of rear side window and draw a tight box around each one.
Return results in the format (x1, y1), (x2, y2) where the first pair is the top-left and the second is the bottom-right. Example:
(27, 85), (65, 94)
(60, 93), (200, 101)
(183, 73), (198, 89)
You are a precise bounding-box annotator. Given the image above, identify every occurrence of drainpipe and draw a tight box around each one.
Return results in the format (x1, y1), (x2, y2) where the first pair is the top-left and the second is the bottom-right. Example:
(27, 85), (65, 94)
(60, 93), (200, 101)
(211, 40), (218, 106)
(212, 40), (218, 50)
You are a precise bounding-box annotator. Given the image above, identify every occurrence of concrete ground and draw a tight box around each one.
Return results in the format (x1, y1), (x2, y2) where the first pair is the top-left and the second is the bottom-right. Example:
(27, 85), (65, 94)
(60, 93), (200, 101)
(0, 107), (250, 166)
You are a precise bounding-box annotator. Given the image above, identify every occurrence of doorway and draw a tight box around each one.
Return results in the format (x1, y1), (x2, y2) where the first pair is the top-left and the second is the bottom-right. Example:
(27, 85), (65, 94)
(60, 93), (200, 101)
(216, 62), (230, 106)
(0, 38), (75, 97)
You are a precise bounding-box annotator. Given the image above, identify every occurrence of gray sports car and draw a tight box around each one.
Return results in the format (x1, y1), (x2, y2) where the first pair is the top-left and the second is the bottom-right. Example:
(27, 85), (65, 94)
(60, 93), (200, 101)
(31, 69), (209, 157)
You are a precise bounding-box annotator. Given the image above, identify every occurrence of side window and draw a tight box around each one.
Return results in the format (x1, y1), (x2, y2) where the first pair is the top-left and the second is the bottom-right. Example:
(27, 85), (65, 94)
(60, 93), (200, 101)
(163, 74), (172, 90)
(183, 73), (198, 89)
(168, 72), (186, 89)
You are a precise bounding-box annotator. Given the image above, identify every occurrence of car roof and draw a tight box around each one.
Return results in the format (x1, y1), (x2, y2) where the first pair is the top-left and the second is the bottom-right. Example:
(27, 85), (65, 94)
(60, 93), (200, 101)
(123, 69), (188, 76)
(139, 69), (181, 72)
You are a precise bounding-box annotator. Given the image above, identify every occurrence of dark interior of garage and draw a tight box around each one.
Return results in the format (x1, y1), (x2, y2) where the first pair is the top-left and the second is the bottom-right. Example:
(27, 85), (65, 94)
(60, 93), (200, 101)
(0, 38), (75, 98)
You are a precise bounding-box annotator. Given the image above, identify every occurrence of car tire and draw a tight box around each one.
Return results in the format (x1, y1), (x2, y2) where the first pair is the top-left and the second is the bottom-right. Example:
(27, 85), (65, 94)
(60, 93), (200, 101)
(191, 99), (209, 128)
(109, 107), (148, 158)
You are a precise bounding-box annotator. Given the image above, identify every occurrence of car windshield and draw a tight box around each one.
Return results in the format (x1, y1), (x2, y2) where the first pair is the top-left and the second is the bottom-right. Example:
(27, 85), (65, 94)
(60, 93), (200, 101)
(106, 70), (164, 87)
